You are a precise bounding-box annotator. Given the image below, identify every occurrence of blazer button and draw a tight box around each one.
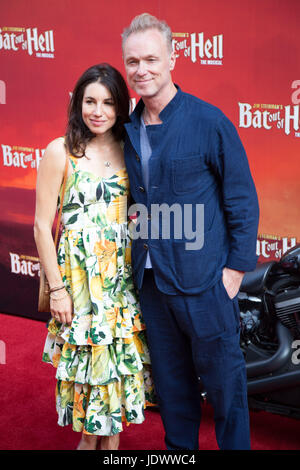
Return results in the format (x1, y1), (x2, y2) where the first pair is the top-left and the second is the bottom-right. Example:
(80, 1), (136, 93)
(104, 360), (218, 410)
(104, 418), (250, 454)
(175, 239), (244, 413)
(136, 154), (140, 162)
(139, 186), (145, 192)
(143, 244), (148, 250)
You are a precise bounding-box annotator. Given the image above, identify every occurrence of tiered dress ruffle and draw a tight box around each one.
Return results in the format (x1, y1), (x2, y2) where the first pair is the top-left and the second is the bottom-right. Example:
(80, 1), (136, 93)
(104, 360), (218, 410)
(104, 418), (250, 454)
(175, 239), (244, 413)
(42, 157), (155, 436)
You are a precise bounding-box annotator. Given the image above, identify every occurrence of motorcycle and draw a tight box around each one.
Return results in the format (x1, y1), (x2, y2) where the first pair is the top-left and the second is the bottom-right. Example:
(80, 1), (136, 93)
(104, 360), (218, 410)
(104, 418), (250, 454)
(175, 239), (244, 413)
(237, 243), (300, 418)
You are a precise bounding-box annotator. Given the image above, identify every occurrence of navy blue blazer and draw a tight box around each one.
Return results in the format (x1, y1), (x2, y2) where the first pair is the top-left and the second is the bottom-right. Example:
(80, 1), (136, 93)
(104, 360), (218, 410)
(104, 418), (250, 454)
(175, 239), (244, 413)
(124, 86), (259, 295)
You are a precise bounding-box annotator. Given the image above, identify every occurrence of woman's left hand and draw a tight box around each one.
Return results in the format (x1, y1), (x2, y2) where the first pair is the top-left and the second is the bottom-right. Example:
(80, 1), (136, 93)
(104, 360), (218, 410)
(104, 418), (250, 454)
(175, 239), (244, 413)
(50, 288), (73, 326)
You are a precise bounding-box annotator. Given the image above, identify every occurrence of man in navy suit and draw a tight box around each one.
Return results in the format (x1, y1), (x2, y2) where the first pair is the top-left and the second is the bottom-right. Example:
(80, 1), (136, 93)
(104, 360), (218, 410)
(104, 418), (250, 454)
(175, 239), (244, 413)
(122, 13), (259, 450)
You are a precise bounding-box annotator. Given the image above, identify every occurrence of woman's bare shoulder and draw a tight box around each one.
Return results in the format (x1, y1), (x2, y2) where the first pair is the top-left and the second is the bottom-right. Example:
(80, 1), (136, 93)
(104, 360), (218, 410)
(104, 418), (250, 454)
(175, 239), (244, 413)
(42, 137), (67, 169)
(45, 136), (66, 155)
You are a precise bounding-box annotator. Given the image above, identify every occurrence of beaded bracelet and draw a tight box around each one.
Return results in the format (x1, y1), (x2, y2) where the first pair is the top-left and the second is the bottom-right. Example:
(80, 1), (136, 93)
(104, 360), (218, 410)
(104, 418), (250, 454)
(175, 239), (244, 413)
(49, 285), (65, 293)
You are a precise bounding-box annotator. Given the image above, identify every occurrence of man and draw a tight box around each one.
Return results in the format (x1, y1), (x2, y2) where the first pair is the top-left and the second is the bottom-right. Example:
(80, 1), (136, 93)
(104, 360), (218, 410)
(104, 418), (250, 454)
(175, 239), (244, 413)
(122, 13), (259, 450)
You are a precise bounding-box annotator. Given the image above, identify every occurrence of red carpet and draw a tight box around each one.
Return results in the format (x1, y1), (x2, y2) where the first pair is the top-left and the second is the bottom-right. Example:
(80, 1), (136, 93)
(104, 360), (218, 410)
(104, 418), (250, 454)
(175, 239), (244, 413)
(0, 312), (299, 451)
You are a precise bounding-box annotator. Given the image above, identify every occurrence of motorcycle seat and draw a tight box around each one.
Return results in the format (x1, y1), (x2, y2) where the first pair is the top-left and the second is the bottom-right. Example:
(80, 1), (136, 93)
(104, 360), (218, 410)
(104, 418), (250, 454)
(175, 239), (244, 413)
(240, 261), (276, 294)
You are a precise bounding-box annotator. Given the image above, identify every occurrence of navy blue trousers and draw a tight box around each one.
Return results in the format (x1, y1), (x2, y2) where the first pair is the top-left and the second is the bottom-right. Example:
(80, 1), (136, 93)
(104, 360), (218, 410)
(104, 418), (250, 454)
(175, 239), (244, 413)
(139, 269), (250, 450)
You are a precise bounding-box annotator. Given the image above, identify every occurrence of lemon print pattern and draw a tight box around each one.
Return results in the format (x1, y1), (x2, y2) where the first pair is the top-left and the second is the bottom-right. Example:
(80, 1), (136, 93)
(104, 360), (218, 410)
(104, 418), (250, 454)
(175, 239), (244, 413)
(42, 155), (155, 436)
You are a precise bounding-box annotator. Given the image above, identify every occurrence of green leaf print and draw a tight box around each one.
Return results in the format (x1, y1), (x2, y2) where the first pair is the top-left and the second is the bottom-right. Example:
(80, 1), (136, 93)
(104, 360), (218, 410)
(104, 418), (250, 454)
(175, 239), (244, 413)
(103, 184), (111, 206)
(102, 278), (116, 292)
(125, 410), (137, 423)
(105, 181), (124, 191)
(104, 227), (116, 241)
(85, 416), (98, 433)
(95, 213), (106, 228)
(98, 404), (109, 416)
(73, 172), (80, 191)
(63, 404), (73, 426)
(111, 415), (122, 434)
(82, 393), (88, 410)
(132, 394), (141, 406)
(90, 327), (106, 343)
(124, 359), (139, 374)
(91, 302), (98, 314)
(63, 203), (81, 212)
(74, 253), (86, 270)
(96, 182), (103, 200)
(75, 236), (86, 255)
(114, 415), (122, 424)
(79, 192), (84, 204)
(57, 252), (65, 265)
(67, 213), (78, 225)
(60, 346), (74, 363)
(117, 247), (123, 257)
(42, 352), (50, 362)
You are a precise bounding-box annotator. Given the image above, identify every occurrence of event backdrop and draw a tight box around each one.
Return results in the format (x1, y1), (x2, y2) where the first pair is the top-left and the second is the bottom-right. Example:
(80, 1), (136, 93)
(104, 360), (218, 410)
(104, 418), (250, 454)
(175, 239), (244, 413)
(0, 0), (299, 320)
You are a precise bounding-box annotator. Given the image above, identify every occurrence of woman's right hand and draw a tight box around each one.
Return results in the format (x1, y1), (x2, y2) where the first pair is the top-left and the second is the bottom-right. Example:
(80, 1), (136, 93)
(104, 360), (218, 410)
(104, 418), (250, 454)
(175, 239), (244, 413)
(50, 288), (73, 326)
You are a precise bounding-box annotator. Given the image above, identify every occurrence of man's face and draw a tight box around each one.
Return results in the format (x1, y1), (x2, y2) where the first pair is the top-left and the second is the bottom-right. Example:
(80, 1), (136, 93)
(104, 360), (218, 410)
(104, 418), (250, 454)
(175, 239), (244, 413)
(123, 28), (175, 99)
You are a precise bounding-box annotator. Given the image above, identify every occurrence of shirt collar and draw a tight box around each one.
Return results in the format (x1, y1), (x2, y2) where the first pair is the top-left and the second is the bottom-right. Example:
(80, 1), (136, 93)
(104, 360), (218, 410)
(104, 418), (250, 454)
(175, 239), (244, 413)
(130, 84), (182, 126)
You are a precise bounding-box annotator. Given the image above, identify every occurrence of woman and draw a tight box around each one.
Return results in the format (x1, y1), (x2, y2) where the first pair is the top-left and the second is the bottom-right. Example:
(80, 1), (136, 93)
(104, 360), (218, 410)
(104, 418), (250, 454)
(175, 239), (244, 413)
(34, 64), (154, 450)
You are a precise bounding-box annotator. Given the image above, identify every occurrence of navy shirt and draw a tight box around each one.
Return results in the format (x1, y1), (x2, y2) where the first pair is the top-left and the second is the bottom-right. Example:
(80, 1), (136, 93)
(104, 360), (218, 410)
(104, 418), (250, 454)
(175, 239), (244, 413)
(124, 85), (259, 294)
(140, 115), (152, 269)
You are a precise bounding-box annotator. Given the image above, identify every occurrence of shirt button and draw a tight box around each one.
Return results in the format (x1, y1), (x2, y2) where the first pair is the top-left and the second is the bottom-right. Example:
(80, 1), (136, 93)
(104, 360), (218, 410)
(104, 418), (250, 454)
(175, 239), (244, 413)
(143, 244), (148, 250)
(139, 186), (145, 192)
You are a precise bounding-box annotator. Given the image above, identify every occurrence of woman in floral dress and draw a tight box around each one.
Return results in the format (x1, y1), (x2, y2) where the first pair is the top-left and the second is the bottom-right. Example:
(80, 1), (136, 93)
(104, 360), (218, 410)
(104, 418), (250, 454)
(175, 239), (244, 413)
(34, 64), (154, 450)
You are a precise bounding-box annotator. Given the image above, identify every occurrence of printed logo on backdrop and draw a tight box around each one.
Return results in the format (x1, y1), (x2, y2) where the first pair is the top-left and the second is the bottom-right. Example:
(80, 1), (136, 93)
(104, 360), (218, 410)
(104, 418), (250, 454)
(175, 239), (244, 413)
(172, 32), (223, 66)
(0, 79), (6, 104)
(257, 234), (297, 261)
(0, 339), (5, 365)
(239, 81), (300, 137)
(1, 144), (45, 170)
(10, 253), (40, 278)
(0, 26), (55, 58)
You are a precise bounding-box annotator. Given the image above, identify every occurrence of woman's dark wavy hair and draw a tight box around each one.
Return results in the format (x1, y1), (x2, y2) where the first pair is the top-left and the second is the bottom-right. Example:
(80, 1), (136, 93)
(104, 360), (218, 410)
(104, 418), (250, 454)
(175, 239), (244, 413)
(65, 63), (130, 157)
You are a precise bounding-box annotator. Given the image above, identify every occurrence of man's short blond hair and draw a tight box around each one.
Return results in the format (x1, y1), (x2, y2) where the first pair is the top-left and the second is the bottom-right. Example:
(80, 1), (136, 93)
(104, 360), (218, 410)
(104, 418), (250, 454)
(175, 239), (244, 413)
(122, 13), (173, 53)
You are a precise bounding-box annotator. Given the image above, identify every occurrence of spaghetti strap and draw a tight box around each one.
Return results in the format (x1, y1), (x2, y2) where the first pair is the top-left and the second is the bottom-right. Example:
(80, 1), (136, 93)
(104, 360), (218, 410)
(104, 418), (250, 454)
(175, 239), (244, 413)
(62, 136), (78, 171)
(68, 154), (78, 171)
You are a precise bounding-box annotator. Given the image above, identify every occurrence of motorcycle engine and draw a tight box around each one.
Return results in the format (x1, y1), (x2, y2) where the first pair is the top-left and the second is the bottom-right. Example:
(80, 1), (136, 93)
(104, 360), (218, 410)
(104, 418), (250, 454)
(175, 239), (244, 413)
(273, 286), (300, 338)
(238, 293), (273, 349)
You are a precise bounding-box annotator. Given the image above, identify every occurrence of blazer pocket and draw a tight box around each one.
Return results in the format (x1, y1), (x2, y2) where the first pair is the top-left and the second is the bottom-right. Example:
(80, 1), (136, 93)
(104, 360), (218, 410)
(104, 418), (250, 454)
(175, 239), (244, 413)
(172, 154), (204, 194)
(173, 227), (218, 289)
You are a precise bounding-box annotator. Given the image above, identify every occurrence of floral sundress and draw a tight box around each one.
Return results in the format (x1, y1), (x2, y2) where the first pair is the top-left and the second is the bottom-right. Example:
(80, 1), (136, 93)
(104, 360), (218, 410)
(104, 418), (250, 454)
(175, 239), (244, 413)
(42, 155), (155, 436)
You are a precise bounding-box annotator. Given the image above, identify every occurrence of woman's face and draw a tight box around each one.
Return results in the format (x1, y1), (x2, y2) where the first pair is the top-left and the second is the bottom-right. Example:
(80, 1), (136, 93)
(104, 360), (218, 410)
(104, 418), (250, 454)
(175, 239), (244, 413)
(82, 81), (117, 136)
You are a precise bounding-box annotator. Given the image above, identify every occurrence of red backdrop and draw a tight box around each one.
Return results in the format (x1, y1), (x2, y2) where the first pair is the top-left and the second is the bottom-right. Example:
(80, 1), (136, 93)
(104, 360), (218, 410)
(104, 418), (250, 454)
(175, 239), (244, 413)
(1, 0), (299, 320)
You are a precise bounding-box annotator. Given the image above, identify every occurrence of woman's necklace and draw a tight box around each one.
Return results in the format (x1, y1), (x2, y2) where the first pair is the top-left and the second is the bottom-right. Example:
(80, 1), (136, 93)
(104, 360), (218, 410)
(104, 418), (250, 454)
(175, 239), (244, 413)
(85, 139), (122, 168)
(86, 154), (112, 168)
(103, 141), (124, 168)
